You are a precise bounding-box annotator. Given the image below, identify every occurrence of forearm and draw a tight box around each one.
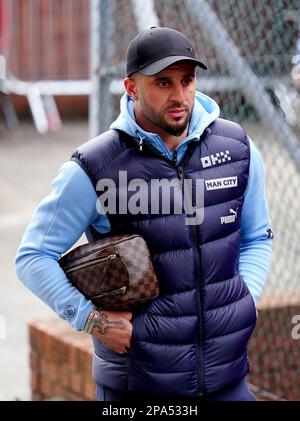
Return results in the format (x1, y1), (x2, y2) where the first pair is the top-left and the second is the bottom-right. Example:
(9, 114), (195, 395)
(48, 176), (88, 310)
(15, 161), (110, 331)
(239, 237), (273, 304)
(15, 247), (94, 330)
(239, 138), (273, 304)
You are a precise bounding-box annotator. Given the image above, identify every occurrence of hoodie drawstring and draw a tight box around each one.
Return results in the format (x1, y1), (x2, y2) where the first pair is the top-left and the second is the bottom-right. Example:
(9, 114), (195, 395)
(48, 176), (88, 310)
(135, 131), (145, 152)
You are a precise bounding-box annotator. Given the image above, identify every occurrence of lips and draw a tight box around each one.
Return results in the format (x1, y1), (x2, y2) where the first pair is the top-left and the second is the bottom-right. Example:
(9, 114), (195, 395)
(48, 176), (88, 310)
(168, 109), (186, 118)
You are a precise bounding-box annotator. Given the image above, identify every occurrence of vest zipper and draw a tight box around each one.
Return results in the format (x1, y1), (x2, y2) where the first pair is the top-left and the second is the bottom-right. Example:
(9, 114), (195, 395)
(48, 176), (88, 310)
(177, 161), (205, 397)
(137, 139), (205, 395)
(177, 165), (184, 184)
(192, 217), (205, 397)
(172, 149), (178, 164)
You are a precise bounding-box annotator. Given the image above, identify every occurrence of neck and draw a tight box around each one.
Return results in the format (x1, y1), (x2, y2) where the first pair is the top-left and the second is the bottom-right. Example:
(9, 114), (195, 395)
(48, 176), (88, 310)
(161, 131), (188, 152)
(135, 107), (188, 153)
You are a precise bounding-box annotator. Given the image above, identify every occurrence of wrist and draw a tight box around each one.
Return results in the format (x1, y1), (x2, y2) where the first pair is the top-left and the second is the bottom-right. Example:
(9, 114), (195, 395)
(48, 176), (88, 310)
(83, 306), (102, 334)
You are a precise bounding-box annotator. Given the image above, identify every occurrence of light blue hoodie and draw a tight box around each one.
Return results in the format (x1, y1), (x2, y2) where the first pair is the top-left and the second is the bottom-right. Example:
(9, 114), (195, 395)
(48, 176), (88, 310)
(111, 91), (220, 165)
(15, 91), (273, 331)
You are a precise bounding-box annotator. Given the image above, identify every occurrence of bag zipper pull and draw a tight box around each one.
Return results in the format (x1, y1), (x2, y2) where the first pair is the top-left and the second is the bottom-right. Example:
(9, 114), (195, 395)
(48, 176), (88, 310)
(65, 253), (117, 274)
(101, 253), (117, 282)
(92, 285), (127, 300)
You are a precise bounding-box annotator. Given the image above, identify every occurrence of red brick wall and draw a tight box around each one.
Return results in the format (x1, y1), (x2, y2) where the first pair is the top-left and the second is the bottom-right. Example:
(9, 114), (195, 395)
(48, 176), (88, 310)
(1, 0), (90, 118)
(248, 305), (300, 401)
(6, 0), (90, 81)
(29, 319), (96, 401)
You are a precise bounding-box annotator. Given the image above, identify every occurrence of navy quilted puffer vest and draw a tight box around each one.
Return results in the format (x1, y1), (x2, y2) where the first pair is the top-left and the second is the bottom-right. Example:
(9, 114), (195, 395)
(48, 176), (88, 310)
(71, 118), (257, 397)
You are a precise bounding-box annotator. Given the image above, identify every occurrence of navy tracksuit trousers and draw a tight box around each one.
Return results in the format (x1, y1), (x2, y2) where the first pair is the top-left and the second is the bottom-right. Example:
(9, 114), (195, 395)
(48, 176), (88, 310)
(96, 379), (256, 401)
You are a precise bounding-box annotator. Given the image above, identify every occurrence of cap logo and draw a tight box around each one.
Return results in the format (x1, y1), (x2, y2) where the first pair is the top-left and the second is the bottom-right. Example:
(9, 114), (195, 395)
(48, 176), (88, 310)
(187, 46), (193, 53)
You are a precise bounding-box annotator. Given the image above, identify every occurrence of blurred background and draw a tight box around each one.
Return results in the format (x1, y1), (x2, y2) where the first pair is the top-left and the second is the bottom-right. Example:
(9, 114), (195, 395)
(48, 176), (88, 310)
(0, 0), (300, 401)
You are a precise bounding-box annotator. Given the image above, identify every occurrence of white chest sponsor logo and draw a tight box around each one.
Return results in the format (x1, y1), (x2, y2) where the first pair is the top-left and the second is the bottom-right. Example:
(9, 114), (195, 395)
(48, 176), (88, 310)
(220, 207), (238, 224)
(201, 150), (231, 168)
(205, 176), (238, 191)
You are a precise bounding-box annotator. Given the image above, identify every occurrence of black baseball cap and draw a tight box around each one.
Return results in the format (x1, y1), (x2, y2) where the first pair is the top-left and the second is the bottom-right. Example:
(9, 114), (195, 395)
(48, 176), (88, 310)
(126, 26), (207, 77)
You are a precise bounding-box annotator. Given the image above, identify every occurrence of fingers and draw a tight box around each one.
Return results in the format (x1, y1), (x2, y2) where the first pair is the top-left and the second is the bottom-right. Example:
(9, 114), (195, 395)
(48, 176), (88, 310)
(121, 311), (132, 321)
(109, 344), (130, 355)
(102, 339), (130, 355)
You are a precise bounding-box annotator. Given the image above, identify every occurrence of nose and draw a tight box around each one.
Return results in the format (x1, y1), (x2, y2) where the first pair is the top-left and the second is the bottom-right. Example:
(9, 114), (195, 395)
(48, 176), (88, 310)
(169, 82), (186, 104)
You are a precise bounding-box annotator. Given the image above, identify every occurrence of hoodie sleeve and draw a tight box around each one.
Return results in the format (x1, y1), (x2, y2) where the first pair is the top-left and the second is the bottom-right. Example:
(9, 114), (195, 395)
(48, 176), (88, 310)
(239, 138), (273, 305)
(15, 161), (111, 331)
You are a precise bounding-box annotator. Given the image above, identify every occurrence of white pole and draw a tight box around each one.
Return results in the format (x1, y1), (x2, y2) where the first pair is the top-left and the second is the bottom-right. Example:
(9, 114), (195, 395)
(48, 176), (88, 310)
(89, 0), (101, 138)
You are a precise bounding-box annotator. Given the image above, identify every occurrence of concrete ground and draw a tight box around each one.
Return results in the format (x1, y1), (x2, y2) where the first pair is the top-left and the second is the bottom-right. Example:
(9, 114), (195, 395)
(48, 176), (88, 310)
(0, 120), (89, 400)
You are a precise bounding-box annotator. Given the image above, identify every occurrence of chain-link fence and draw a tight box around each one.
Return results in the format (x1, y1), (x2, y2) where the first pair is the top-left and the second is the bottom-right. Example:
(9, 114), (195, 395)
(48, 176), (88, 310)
(91, 0), (300, 399)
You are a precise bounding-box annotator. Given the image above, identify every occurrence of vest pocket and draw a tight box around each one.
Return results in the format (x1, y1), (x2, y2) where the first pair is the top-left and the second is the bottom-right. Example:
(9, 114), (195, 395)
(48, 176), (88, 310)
(129, 317), (136, 354)
(240, 275), (258, 324)
(127, 315), (136, 392)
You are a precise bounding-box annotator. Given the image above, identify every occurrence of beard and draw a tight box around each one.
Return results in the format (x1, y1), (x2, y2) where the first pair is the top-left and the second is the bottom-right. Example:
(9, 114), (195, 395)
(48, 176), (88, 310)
(140, 99), (193, 137)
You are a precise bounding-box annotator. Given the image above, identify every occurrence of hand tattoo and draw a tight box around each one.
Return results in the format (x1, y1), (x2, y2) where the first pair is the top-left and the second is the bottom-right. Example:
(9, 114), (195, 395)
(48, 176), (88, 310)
(95, 312), (126, 335)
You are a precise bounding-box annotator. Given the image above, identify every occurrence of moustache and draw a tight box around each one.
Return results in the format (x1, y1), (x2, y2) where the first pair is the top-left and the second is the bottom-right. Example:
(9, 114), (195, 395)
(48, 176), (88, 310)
(165, 104), (190, 112)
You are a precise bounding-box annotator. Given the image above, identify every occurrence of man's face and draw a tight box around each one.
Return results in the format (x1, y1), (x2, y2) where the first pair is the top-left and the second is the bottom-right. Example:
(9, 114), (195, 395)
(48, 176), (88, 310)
(126, 61), (196, 137)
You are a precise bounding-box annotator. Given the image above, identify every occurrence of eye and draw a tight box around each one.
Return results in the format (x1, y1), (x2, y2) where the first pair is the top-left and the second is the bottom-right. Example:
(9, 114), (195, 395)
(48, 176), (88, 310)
(182, 77), (193, 86)
(157, 80), (169, 88)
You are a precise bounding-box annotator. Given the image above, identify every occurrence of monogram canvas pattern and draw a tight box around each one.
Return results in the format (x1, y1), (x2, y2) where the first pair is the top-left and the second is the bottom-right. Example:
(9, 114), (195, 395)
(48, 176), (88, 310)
(59, 234), (159, 310)
(66, 257), (128, 297)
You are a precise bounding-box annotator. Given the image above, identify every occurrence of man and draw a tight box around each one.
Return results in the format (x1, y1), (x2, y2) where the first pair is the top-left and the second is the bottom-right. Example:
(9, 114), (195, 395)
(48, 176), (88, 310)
(15, 27), (273, 401)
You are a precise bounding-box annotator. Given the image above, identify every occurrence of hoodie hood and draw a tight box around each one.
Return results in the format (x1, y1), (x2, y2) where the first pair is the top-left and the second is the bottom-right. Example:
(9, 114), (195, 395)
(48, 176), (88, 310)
(110, 91), (220, 164)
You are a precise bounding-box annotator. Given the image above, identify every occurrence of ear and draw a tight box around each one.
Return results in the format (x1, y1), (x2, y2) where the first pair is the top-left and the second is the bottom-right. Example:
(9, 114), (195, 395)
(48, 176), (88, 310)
(124, 77), (138, 100)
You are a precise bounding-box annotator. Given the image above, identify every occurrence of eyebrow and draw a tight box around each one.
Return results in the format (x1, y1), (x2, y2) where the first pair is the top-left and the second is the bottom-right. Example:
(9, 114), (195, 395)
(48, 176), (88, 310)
(154, 73), (195, 81)
(154, 76), (172, 82)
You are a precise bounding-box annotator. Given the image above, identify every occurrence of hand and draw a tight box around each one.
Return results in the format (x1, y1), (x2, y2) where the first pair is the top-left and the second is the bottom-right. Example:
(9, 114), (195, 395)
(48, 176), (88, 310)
(91, 310), (132, 354)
